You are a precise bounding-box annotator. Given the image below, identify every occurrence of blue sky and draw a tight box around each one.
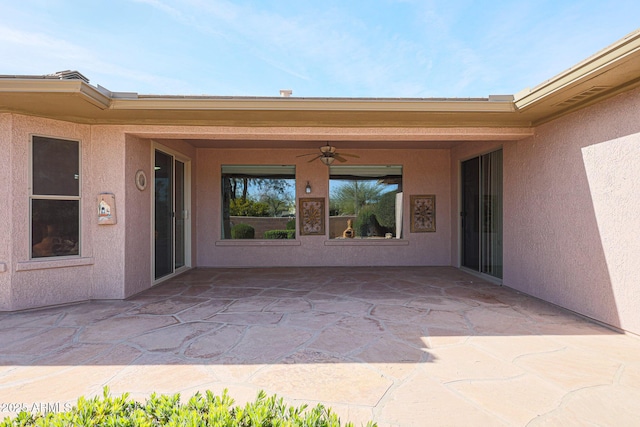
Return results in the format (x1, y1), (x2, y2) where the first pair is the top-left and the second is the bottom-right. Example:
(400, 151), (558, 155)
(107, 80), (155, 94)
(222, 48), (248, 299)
(1, 0), (639, 97)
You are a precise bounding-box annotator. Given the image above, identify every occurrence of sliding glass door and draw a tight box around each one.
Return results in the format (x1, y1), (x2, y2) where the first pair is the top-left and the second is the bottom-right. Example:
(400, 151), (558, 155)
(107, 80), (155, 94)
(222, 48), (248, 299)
(461, 149), (503, 279)
(154, 148), (190, 281)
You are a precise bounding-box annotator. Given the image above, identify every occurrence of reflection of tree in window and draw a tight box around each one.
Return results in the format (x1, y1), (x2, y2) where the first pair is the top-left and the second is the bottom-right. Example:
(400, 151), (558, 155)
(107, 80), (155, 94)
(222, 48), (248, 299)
(224, 178), (293, 217)
(221, 166), (296, 239)
(330, 181), (383, 216)
(329, 166), (402, 239)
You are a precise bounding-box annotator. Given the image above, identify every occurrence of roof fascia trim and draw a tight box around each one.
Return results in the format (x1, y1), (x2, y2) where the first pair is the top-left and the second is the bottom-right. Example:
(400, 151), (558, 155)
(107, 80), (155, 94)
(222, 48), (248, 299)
(514, 29), (640, 109)
(110, 98), (516, 113)
(0, 79), (111, 110)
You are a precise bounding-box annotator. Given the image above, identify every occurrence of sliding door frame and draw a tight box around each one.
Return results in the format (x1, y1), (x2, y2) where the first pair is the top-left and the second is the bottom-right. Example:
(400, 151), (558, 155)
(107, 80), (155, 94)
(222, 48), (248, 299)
(151, 142), (192, 285)
(458, 148), (503, 283)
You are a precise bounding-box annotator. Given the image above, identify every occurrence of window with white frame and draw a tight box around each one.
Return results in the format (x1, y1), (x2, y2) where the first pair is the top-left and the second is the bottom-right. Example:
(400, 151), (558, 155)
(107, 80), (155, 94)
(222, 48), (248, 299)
(31, 136), (80, 258)
(221, 165), (296, 239)
(329, 165), (403, 239)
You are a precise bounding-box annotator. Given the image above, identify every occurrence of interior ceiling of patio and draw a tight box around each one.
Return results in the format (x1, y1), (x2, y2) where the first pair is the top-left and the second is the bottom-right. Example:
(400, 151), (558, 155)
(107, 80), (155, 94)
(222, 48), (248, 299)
(154, 138), (471, 150)
(133, 124), (536, 149)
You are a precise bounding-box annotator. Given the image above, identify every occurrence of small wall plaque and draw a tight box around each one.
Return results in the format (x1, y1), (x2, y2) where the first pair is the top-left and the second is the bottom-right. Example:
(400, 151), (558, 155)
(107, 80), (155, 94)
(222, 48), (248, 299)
(135, 169), (147, 191)
(299, 198), (325, 236)
(98, 193), (117, 225)
(410, 194), (435, 232)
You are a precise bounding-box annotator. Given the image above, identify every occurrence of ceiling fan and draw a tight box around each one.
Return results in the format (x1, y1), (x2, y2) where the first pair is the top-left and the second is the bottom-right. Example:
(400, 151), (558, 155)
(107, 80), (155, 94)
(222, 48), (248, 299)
(297, 143), (360, 165)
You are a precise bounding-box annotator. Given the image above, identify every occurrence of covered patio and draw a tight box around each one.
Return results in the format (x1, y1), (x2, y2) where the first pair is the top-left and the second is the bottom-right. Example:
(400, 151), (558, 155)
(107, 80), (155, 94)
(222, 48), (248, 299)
(1, 267), (639, 426)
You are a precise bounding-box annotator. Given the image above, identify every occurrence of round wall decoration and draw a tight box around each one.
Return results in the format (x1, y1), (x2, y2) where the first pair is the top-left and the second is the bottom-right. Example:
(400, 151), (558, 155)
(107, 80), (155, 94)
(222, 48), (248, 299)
(135, 170), (147, 191)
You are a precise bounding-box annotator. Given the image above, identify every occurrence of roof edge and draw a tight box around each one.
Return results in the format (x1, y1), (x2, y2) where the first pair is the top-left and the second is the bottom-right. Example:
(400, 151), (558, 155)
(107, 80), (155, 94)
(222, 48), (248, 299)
(514, 29), (640, 109)
(0, 79), (111, 110)
(110, 97), (516, 113)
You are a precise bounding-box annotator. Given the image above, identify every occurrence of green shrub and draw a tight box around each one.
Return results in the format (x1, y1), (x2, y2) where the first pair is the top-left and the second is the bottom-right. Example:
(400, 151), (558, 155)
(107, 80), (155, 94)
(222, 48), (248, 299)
(374, 191), (396, 229)
(286, 218), (296, 230)
(264, 229), (295, 239)
(0, 387), (377, 426)
(231, 223), (255, 239)
(229, 198), (270, 217)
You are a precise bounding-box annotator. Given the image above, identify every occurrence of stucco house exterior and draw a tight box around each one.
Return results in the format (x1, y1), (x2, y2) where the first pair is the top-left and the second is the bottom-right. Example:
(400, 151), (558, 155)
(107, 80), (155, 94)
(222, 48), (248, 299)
(1, 30), (638, 337)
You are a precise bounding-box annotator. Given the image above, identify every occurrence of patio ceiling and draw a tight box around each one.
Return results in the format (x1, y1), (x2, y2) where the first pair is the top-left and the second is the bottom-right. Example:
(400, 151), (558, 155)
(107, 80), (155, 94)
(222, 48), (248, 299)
(129, 125), (535, 149)
(178, 139), (474, 150)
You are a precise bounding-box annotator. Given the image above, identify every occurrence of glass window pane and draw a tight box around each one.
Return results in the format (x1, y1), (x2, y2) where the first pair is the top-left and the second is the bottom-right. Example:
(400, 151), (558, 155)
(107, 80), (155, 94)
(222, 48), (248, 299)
(175, 160), (185, 269)
(221, 165), (296, 239)
(31, 199), (80, 258)
(461, 150), (503, 279)
(32, 136), (79, 196)
(461, 157), (480, 270)
(329, 166), (402, 239)
(155, 151), (173, 279)
(481, 150), (503, 279)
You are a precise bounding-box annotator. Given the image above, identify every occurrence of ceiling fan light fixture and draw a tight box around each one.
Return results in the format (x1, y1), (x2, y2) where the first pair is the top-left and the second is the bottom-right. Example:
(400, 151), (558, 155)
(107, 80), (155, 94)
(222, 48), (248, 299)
(320, 156), (335, 165)
(298, 143), (357, 165)
(320, 144), (336, 154)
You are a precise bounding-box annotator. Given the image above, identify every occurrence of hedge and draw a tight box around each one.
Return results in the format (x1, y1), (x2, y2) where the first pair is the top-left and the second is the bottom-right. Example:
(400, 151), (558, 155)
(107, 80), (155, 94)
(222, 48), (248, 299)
(0, 387), (376, 427)
(263, 230), (295, 239)
(230, 223), (255, 239)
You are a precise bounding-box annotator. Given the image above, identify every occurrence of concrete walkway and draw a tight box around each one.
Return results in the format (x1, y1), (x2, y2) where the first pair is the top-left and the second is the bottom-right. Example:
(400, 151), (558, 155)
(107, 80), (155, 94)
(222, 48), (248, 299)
(1, 267), (639, 426)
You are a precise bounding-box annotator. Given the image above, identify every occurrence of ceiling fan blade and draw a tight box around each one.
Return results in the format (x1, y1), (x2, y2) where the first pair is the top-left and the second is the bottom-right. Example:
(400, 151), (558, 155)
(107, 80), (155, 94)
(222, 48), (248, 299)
(307, 154), (322, 162)
(336, 152), (360, 158)
(334, 154), (348, 162)
(296, 152), (320, 158)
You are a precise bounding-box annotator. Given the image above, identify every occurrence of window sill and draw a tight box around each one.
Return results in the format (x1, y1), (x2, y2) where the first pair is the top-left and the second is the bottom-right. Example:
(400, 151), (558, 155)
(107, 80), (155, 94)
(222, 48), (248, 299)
(215, 240), (301, 247)
(16, 257), (95, 272)
(324, 239), (409, 246)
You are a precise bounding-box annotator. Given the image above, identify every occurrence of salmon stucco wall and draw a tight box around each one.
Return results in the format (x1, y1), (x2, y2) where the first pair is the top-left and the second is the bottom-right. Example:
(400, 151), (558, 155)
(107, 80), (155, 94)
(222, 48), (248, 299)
(0, 114), (12, 309)
(503, 88), (640, 334)
(196, 147), (451, 267)
(123, 133), (152, 297)
(122, 134), (197, 297)
(98, 131), (199, 298)
(89, 126), (127, 300)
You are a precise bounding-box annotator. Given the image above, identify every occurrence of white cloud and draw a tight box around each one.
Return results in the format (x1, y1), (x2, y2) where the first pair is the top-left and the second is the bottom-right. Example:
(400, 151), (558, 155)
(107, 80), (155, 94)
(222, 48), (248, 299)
(0, 24), (187, 93)
(131, 0), (435, 96)
(131, 0), (184, 20)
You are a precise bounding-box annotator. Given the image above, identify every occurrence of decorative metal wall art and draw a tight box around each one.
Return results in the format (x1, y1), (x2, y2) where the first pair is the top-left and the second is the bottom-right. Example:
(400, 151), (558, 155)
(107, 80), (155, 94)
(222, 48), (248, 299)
(410, 195), (435, 232)
(299, 198), (325, 235)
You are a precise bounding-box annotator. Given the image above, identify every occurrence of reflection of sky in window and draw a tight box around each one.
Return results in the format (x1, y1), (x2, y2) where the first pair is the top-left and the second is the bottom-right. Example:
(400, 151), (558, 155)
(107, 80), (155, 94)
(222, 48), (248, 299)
(330, 179), (398, 196)
(242, 178), (296, 199)
(233, 177), (400, 199)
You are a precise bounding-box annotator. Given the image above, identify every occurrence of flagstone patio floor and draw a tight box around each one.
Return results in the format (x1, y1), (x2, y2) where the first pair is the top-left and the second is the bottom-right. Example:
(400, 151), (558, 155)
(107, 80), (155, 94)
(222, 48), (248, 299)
(1, 267), (639, 426)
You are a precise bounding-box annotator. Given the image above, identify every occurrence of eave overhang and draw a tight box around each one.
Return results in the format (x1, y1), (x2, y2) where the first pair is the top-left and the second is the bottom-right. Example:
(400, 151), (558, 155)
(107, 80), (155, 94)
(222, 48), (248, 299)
(0, 83), (519, 127)
(0, 79), (111, 110)
(514, 29), (640, 125)
(110, 97), (513, 113)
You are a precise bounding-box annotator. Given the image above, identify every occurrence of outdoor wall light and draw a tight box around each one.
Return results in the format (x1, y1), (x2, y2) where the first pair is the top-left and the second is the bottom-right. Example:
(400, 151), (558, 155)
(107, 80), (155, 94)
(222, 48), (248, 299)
(305, 181), (312, 194)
